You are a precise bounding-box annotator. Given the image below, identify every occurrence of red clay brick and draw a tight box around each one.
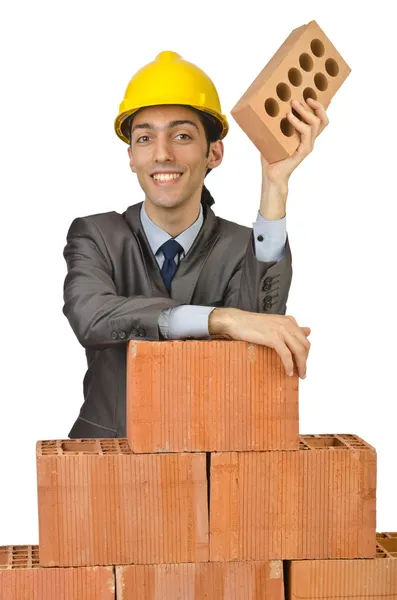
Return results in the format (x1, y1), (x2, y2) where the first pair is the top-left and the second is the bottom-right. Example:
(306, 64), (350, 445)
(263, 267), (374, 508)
(210, 434), (376, 561)
(231, 20), (351, 163)
(116, 561), (284, 599)
(0, 545), (114, 600)
(287, 532), (397, 599)
(36, 439), (208, 567)
(126, 340), (299, 452)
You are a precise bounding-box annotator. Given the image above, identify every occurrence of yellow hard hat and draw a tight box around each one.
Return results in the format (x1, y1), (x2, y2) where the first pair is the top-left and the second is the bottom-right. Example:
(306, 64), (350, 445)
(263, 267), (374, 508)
(114, 51), (229, 144)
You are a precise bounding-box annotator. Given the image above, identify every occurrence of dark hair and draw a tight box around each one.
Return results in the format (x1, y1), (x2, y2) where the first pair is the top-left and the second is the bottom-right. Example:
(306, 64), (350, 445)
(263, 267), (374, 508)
(126, 106), (222, 208)
(195, 110), (222, 208)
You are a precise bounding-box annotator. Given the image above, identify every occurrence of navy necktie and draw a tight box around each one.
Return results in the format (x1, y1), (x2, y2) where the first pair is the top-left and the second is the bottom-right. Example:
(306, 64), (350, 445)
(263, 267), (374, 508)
(159, 239), (183, 291)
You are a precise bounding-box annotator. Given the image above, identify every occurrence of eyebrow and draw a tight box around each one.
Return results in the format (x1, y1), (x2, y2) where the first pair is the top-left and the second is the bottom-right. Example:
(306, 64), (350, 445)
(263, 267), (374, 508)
(131, 119), (199, 135)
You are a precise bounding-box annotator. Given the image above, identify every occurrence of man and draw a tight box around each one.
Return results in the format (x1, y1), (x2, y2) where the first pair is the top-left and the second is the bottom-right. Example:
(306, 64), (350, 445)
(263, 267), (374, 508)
(63, 51), (329, 438)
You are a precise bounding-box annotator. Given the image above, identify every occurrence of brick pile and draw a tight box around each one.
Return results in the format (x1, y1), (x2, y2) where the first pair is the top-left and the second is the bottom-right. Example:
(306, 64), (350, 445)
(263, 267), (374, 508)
(1, 340), (394, 598)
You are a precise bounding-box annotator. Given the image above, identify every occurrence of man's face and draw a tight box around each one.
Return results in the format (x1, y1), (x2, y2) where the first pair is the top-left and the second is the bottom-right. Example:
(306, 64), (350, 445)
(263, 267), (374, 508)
(127, 105), (223, 210)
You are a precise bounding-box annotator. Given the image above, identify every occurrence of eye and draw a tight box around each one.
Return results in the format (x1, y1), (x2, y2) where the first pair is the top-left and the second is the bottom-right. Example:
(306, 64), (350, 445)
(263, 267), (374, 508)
(136, 135), (150, 143)
(175, 133), (191, 140)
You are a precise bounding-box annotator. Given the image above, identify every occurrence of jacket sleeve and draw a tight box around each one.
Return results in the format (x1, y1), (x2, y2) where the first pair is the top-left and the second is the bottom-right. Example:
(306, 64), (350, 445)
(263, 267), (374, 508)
(63, 217), (178, 349)
(222, 231), (292, 315)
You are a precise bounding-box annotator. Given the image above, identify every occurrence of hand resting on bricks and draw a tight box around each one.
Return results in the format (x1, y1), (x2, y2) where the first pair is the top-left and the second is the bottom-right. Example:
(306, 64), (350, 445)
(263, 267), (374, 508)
(209, 308), (310, 379)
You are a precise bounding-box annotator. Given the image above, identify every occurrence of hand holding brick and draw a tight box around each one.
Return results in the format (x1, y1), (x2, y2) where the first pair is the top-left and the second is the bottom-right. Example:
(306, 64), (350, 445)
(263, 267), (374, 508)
(231, 20), (351, 163)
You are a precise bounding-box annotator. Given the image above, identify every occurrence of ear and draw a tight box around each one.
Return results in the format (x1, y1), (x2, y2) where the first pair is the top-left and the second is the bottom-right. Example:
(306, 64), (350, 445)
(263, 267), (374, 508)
(127, 146), (137, 173)
(207, 140), (224, 170)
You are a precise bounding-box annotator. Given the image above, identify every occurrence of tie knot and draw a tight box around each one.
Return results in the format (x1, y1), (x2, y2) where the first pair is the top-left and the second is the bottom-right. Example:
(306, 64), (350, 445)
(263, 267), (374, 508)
(160, 238), (183, 260)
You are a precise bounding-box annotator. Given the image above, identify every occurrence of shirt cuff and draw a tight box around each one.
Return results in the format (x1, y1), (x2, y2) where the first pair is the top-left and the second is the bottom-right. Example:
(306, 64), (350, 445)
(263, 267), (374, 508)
(253, 211), (287, 262)
(158, 306), (215, 339)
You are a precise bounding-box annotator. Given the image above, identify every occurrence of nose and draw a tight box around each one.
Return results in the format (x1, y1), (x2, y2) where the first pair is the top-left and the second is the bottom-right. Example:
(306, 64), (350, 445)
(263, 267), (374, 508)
(153, 134), (175, 164)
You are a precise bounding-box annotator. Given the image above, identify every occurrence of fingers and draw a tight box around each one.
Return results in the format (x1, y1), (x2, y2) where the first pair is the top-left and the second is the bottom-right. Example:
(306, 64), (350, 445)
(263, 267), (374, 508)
(284, 330), (309, 378)
(293, 328), (311, 353)
(287, 99), (329, 152)
(278, 317), (311, 378)
(306, 97), (330, 131)
(291, 99), (320, 128)
(287, 107), (313, 150)
(227, 311), (311, 379)
(271, 336), (295, 377)
(270, 330), (309, 379)
(286, 317), (311, 343)
(292, 98), (329, 135)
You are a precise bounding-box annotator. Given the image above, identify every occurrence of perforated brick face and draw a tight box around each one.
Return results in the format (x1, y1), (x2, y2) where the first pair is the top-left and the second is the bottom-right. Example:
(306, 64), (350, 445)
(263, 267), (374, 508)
(231, 20), (351, 162)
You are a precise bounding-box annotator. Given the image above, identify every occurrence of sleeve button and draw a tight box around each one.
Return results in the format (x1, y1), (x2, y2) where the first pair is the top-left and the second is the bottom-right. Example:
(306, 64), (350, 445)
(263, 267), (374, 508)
(257, 235), (264, 242)
(262, 276), (273, 292)
(263, 295), (272, 311)
(119, 330), (127, 339)
(138, 329), (146, 337)
(111, 330), (119, 340)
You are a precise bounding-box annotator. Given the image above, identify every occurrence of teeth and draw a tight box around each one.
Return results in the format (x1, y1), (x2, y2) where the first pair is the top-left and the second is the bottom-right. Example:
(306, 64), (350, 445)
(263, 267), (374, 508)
(153, 173), (181, 182)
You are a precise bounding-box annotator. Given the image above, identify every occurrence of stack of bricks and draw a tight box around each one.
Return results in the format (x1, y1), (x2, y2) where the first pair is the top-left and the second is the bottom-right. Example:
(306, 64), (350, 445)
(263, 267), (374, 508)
(1, 340), (396, 598)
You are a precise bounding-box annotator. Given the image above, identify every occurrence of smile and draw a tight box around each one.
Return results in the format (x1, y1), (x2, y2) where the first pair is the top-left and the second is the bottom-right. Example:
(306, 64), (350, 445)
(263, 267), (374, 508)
(151, 173), (182, 185)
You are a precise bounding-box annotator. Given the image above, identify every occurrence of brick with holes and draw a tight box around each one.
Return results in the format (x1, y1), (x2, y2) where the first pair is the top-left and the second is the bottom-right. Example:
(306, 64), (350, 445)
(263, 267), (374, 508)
(231, 20), (351, 163)
(126, 340), (299, 453)
(36, 439), (208, 567)
(210, 434), (376, 561)
(286, 532), (397, 599)
(0, 545), (114, 599)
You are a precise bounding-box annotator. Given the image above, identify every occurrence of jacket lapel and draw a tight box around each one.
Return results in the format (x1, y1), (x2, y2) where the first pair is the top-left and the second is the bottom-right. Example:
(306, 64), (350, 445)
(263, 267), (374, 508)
(171, 204), (219, 304)
(124, 201), (220, 304)
(124, 202), (168, 296)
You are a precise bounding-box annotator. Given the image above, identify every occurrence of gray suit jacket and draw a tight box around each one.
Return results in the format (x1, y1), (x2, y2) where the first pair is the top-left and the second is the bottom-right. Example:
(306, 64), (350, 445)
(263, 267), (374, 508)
(63, 200), (292, 438)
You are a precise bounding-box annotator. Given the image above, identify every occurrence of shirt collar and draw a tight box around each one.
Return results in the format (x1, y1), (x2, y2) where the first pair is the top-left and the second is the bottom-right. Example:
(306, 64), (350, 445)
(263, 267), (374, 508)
(140, 201), (204, 256)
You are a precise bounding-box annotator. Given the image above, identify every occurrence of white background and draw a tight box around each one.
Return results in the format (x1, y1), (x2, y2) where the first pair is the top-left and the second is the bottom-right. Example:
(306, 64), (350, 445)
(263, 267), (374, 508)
(0, 0), (396, 546)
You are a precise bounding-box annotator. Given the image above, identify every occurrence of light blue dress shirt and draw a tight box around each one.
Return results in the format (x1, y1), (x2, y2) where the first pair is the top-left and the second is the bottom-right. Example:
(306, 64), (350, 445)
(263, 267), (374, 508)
(140, 202), (287, 339)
